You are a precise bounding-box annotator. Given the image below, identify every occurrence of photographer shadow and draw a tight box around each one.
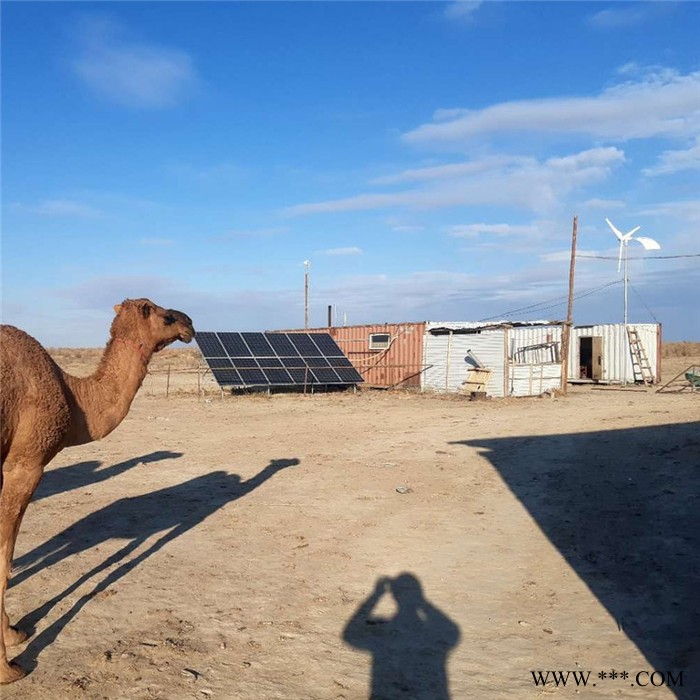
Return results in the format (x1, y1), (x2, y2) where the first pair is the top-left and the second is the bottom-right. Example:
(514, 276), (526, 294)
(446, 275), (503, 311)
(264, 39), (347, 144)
(343, 573), (460, 700)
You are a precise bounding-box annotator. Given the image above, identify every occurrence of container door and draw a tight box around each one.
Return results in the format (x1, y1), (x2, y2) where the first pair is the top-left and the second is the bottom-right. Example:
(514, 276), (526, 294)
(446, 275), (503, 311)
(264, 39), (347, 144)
(591, 336), (603, 380)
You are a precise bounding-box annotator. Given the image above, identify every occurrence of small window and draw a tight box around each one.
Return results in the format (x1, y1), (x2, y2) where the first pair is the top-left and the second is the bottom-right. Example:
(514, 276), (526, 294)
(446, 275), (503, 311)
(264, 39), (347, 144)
(369, 333), (390, 350)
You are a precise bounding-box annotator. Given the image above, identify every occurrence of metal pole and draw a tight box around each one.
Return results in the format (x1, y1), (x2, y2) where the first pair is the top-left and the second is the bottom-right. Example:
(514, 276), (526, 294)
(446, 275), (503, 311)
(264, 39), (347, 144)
(327, 304), (332, 327)
(560, 214), (578, 394)
(304, 260), (310, 329)
(623, 242), (628, 327)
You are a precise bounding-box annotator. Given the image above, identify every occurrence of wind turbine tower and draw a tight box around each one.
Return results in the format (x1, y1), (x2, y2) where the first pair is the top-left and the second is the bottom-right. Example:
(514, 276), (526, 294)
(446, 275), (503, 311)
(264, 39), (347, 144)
(605, 218), (660, 326)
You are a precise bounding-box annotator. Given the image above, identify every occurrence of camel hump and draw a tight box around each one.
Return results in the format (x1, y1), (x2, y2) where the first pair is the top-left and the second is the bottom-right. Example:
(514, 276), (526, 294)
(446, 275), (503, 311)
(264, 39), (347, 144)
(1, 325), (71, 462)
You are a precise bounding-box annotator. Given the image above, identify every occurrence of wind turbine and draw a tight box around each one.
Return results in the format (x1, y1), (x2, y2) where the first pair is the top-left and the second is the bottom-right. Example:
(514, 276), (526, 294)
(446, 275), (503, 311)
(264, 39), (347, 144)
(605, 218), (660, 326)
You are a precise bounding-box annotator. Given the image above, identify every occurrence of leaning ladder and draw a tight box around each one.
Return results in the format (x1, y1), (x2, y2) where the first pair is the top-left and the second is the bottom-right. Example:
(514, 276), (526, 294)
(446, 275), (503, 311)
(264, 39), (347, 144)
(627, 327), (654, 385)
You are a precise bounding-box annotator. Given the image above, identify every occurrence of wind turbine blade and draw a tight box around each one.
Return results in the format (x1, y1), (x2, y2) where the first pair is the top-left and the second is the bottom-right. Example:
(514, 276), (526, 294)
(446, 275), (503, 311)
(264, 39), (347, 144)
(606, 218), (624, 241)
(617, 242), (624, 273)
(627, 226), (641, 237)
(633, 236), (661, 251)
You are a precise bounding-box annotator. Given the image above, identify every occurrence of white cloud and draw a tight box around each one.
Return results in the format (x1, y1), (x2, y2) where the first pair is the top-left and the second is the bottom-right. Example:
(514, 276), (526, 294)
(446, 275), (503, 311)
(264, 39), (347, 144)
(642, 136), (700, 176)
(588, 4), (671, 29)
(403, 69), (700, 144)
(286, 147), (625, 217)
(443, 1), (483, 23)
(371, 155), (531, 185)
(447, 223), (540, 238)
(583, 198), (625, 210)
(391, 224), (425, 234)
(13, 198), (103, 218)
(321, 246), (363, 256)
(638, 200), (700, 223)
(72, 17), (198, 108)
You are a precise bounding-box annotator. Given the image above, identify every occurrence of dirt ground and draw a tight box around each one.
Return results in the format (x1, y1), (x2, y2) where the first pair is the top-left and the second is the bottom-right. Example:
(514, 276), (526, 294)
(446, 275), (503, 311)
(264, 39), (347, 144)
(3, 352), (699, 699)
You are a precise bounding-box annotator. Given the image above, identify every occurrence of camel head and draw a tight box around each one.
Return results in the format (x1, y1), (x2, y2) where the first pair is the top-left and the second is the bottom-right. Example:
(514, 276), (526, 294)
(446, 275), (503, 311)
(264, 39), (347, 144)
(111, 298), (195, 353)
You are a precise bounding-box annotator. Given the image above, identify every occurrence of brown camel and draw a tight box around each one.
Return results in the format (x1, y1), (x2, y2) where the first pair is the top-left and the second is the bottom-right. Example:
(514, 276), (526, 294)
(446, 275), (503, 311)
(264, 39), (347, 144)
(0, 298), (194, 683)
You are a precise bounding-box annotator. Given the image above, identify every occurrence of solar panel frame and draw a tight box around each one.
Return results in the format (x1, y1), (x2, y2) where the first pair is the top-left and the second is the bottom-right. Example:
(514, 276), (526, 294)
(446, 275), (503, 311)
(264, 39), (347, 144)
(196, 331), (363, 389)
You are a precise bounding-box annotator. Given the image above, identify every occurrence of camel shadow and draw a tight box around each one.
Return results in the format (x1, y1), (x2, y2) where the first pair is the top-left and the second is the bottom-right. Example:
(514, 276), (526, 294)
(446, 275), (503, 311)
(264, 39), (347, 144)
(10, 457), (300, 675)
(452, 422), (699, 700)
(32, 451), (183, 501)
(343, 573), (460, 699)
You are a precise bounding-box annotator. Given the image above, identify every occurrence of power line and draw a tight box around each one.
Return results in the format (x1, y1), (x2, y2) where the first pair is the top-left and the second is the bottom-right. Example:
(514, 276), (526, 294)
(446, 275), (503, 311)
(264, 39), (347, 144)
(577, 253), (700, 260)
(629, 281), (659, 323)
(480, 279), (621, 322)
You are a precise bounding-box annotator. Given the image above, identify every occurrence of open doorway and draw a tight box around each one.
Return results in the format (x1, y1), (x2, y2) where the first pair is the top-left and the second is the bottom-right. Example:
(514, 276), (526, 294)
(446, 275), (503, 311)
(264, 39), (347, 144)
(579, 336), (603, 380)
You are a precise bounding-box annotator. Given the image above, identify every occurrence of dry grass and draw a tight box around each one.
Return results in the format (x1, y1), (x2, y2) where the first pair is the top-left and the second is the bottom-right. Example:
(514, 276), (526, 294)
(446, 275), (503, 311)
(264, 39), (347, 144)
(47, 347), (200, 377)
(661, 341), (700, 358)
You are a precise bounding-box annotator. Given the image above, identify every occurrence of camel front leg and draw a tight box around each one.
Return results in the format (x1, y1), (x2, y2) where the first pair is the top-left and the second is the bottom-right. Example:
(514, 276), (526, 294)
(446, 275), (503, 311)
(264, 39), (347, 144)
(0, 459), (44, 683)
(2, 609), (28, 647)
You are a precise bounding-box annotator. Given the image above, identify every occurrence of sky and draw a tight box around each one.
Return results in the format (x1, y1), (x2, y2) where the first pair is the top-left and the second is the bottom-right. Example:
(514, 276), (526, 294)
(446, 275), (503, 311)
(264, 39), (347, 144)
(2, 1), (699, 346)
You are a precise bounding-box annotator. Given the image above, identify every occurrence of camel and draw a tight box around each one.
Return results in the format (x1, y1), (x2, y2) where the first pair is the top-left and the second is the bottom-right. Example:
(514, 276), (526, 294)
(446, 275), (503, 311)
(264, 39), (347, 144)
(0, 298), (194, 683)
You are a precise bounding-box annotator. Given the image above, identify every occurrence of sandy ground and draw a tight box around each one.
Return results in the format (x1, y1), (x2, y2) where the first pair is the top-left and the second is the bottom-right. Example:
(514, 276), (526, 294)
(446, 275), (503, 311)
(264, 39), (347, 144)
(3, 353), (699, 700)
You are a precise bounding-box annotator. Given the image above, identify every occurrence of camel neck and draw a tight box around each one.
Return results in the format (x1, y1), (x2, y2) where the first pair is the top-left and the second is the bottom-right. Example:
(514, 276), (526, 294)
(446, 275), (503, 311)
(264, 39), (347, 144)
(61, 337), (153, 446)
(114, 337), (150, 365)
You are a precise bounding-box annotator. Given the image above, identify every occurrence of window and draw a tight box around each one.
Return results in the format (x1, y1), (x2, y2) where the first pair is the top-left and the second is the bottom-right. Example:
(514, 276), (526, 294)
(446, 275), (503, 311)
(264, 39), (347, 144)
(369, 333), (390, 350)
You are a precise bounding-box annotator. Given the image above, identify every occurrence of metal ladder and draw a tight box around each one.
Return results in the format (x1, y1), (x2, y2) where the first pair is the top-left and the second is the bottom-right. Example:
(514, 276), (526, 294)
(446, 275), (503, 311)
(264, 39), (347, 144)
(627, 327), (654, 385)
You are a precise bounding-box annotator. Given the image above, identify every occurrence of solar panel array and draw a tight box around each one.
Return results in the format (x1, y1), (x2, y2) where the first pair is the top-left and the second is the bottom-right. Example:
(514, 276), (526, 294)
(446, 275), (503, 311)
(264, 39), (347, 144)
(196, 332), (364, 388)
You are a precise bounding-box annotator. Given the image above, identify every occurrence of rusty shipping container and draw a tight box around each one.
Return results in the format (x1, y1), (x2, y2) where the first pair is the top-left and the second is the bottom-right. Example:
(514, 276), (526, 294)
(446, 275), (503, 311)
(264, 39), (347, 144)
(277, 322), (426, 388)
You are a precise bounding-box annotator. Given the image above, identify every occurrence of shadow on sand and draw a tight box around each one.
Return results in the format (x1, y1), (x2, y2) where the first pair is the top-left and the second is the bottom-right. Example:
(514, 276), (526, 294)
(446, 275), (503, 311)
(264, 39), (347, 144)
(10, 457), (299, 675)
(343, 573), (460, 700)
(452, 421), (699, 700)
(32, 450), (184, 501)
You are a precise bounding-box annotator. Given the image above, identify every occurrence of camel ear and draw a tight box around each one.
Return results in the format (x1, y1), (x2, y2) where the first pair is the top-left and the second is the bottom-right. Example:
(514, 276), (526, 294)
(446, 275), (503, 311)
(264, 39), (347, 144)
(140, 303), (151, 319)
(113, 304), (122, 315)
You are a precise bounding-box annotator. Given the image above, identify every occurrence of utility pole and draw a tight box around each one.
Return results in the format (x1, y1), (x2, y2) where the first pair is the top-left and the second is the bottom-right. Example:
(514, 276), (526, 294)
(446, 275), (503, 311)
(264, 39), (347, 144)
(560, 215), (578, 394)
(303, 260), (311, 329)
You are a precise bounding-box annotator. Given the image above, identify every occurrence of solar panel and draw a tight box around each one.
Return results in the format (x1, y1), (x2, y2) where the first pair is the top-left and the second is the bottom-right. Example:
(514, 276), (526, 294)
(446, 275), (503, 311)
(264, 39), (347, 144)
(288, 333), (322, 356)
(196, 331), (363, 389)
(267, 335), (298, 356)
(218, 332), (252, 357)
(309, 332), (345, 356)
(242, 332), (275, 356)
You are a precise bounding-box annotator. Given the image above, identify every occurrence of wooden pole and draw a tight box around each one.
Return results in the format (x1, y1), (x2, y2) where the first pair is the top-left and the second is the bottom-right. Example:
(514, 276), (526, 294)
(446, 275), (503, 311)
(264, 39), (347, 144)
(304, 260), (310, 329)
(560, 215), (578, 394)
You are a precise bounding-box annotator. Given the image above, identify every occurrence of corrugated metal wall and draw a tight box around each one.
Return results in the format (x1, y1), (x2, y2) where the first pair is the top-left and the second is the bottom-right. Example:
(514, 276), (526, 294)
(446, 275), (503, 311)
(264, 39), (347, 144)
(423, 329), (507, 395)
(423, 324), (564, 397)
(279, 323), (425, 387)
(569, 324), (660, 383)
(508, 325), (563, 395)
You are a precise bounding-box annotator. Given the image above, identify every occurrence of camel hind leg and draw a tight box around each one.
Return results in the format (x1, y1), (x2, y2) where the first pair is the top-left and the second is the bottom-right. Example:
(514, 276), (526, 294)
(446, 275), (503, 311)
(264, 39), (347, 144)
(0, 456), (46, 683)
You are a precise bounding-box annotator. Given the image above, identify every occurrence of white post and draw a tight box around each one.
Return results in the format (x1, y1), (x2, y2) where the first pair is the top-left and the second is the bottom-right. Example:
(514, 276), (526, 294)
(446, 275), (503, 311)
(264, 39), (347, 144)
(303, 260), (311, 330)
(623, 241), (628, 327)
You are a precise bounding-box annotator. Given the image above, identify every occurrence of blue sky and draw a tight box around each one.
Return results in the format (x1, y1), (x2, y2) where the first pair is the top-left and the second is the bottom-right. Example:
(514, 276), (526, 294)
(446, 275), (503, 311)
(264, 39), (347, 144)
(2, 1), (699, 346)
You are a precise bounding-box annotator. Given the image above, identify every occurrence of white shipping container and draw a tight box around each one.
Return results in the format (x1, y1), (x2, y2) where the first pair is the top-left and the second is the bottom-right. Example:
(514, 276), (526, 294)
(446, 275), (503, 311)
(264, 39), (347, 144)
(569, 323), (660, 383)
